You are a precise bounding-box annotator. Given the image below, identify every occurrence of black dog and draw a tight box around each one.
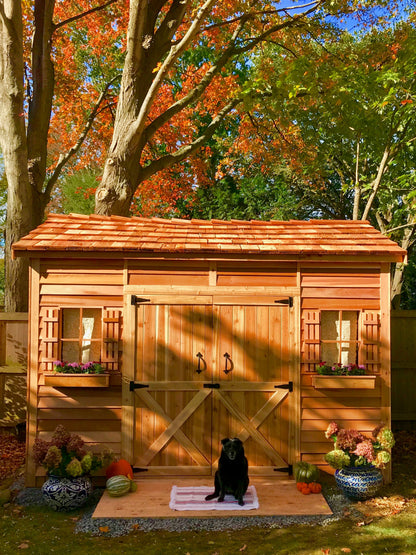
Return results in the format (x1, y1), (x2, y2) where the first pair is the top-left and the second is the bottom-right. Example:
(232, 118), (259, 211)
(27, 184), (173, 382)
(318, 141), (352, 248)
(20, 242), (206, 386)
(205, 437), (249, 506)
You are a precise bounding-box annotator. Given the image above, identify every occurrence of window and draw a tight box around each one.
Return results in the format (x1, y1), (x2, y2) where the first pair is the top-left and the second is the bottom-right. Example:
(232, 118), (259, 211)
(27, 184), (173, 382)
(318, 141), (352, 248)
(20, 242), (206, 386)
(61, 308), (102, 363)
(320, 310), (359, 366)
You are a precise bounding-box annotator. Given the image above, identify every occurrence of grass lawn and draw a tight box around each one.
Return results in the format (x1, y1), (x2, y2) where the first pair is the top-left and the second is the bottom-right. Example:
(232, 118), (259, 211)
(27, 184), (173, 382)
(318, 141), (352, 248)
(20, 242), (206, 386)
(1, 431), (416, 554)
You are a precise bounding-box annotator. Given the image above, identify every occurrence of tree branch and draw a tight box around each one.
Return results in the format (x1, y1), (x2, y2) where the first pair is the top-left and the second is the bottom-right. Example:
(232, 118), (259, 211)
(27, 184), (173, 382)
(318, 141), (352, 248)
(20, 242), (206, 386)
(143, 1), (320, 147)
(140, 97), (241, 182)
(361, 144), (392, 221)
(44, 75), (121, 198)
(54, 0), (119, 31)
(126, 0), (218, 147)
(198, 2), (321, 35)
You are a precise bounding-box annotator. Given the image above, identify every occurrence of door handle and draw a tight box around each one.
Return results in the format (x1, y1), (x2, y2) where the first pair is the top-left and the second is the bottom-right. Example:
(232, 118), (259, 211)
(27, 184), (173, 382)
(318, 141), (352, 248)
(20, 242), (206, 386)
(223, 352), (234, 374)
(196, 352), (206, 374)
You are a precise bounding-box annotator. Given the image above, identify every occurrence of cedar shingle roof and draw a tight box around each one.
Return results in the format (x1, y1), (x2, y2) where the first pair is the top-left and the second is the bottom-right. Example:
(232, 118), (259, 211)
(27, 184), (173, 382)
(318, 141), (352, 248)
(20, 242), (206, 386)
(12, 213), (407, 261)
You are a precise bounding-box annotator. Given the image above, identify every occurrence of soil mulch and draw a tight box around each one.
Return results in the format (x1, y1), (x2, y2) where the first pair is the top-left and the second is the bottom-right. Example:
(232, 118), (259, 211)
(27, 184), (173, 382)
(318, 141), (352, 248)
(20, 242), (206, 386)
(0, 432), (25, 482)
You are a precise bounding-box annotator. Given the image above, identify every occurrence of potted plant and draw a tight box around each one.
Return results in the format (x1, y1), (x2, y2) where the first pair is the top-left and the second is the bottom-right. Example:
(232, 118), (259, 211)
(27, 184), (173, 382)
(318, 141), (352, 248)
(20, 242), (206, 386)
(312, 362), (376, 389)
(34, 425), (113, 511)
(324, 421), (395, 499)
(44, 361), (110, 387)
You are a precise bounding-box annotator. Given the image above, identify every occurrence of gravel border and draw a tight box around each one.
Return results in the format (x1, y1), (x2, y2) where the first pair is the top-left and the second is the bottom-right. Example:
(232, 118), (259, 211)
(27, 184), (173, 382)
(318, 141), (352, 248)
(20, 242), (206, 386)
(15, 482), (356, 537)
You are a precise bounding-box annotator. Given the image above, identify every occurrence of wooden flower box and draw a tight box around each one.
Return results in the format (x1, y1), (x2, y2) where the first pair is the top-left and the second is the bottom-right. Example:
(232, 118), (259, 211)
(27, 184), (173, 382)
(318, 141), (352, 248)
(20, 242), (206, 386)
(312, 375), (376, 390)
(44, 373), (110, 388)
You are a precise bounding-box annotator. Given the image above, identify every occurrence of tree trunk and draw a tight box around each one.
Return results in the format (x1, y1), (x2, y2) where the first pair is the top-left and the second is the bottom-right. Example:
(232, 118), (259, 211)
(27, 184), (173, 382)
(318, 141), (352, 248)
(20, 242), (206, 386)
(391, 223), (415, 309)
(95, 155), (138, 216)
(0, 1), (36, 311)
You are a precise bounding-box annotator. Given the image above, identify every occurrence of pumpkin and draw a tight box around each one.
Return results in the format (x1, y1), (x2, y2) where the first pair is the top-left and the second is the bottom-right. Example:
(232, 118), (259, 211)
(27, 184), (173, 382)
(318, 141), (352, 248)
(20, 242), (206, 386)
(296, 482), (305, 492)
(309, 482), (322, 494)
(105, 458), (133, 479)
(106, 474), (132, 497)
(301, 485), (311, 495)
(293, 461), (320, 484)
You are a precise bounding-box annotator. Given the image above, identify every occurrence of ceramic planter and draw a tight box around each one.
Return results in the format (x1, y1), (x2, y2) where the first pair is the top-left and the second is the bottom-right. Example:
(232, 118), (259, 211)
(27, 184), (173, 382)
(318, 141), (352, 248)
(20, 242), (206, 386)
(335, 466), (383, 500)
(44, 373), (110, 387)
(41, 476), (92, 511)
(312, 375), (376, 389)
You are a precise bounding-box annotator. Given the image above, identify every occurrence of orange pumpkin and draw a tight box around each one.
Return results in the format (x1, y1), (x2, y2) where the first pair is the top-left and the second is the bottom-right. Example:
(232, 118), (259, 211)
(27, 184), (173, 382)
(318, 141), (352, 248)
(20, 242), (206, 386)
(296, 482), (306, 491)
(301, 485), (311, 495)
(309, 482), (322, 494)
(105, 458), (133, 479)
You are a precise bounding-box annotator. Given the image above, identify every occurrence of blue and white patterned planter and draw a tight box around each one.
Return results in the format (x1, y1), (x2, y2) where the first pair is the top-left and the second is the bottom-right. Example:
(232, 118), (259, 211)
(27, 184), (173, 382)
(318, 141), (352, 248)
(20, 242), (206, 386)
(335, 466), (383, 500)
(41, 476), (92, 511)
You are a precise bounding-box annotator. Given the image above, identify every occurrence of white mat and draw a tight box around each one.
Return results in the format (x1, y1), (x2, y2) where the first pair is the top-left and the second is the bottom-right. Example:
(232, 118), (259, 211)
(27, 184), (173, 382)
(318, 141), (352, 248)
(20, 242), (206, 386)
(169, 485), (259, 511)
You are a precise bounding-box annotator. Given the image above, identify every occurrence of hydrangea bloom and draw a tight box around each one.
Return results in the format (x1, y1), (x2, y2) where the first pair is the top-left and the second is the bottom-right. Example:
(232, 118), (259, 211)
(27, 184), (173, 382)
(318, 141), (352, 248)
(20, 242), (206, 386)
(33, 425), (113, 478)
(376, 428), (395, 450)
(66, 458), (83, 478)
(44, 445), (62, 469)
(324, 421), (394, 470)
(51, 424), (71, 448)
(66, 434), (87, 458)
(353, 440), (375, 463)
(325, 449), (350, 469)
(33, 438), (51, 465)
(336, 429), (365, 452)
(325, 421), (339, 439)
(374, 450), (391, 468)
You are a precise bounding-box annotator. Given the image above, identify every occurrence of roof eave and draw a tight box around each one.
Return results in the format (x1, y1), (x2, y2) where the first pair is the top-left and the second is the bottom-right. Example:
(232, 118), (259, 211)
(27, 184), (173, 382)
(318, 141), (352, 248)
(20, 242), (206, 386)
(11, 246), (407, 264)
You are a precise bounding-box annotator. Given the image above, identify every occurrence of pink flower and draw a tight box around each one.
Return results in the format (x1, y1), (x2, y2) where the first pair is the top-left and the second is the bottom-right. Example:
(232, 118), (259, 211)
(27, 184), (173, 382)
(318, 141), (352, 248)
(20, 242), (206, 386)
(336, 429), (365, 452)
(325, 421), (339, 439)
(353, 440), (375, 462)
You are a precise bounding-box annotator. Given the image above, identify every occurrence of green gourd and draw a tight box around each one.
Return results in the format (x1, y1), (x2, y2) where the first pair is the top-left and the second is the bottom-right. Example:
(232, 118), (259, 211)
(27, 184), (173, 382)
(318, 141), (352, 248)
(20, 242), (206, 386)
(293, 461), (320, 484)
(106, 474), (133, 497)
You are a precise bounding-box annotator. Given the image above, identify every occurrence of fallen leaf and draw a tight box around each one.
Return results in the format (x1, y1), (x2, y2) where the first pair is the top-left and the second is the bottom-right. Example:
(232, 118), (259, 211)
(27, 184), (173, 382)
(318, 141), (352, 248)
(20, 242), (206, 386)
(341, 549), (351, 553)
(321, 550), (330, 554)
(99, 526), (109, 532)
(357, 519), (373, 527)
(240, 546), (247, 552)
(18, 543), (29, 549)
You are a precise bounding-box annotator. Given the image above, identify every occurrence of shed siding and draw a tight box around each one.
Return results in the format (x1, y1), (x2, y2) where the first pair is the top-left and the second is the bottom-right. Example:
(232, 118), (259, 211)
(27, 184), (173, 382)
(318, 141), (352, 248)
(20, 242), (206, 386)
(299, 264), (385, 470)
(27, 255), (392, 484)
(30, 260), (124, 485)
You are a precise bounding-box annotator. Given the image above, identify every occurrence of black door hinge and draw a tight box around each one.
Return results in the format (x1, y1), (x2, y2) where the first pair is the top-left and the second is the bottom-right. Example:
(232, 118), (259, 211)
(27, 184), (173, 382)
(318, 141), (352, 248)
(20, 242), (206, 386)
(275, 381), (293, 393)
(203, 383), (220, 389)
(131, 295), (151, 305)
(130, 381), (150, 391)
(274, 297), (293, 307)
(274, 464), (293, 475)
(132, 467), (148, 473)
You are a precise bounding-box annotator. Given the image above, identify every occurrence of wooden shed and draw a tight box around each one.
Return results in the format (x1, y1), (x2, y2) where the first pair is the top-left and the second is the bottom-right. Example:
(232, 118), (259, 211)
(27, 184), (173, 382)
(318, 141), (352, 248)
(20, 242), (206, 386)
(12, 214), (406, 486)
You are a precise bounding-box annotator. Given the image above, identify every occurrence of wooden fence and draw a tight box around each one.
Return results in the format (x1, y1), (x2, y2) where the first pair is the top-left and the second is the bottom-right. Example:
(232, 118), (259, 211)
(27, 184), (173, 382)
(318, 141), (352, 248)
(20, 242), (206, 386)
(0, 311), (415, 428)
(0, 313), (27, 426)
(391, 310), (416, 428)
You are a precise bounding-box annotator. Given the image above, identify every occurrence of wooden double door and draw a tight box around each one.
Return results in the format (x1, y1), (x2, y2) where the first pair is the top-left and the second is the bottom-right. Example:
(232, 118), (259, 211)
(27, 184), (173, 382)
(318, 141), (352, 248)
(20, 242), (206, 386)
(129, 295), (295, 476)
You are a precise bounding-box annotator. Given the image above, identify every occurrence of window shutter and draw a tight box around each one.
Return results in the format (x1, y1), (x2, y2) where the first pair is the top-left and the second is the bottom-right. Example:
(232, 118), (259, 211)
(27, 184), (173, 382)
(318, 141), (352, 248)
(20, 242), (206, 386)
(360, 311), (381, 373)
(40, 307), (60, 373)
(101, 309), (121, 372)
(302, 310), (321, 372)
